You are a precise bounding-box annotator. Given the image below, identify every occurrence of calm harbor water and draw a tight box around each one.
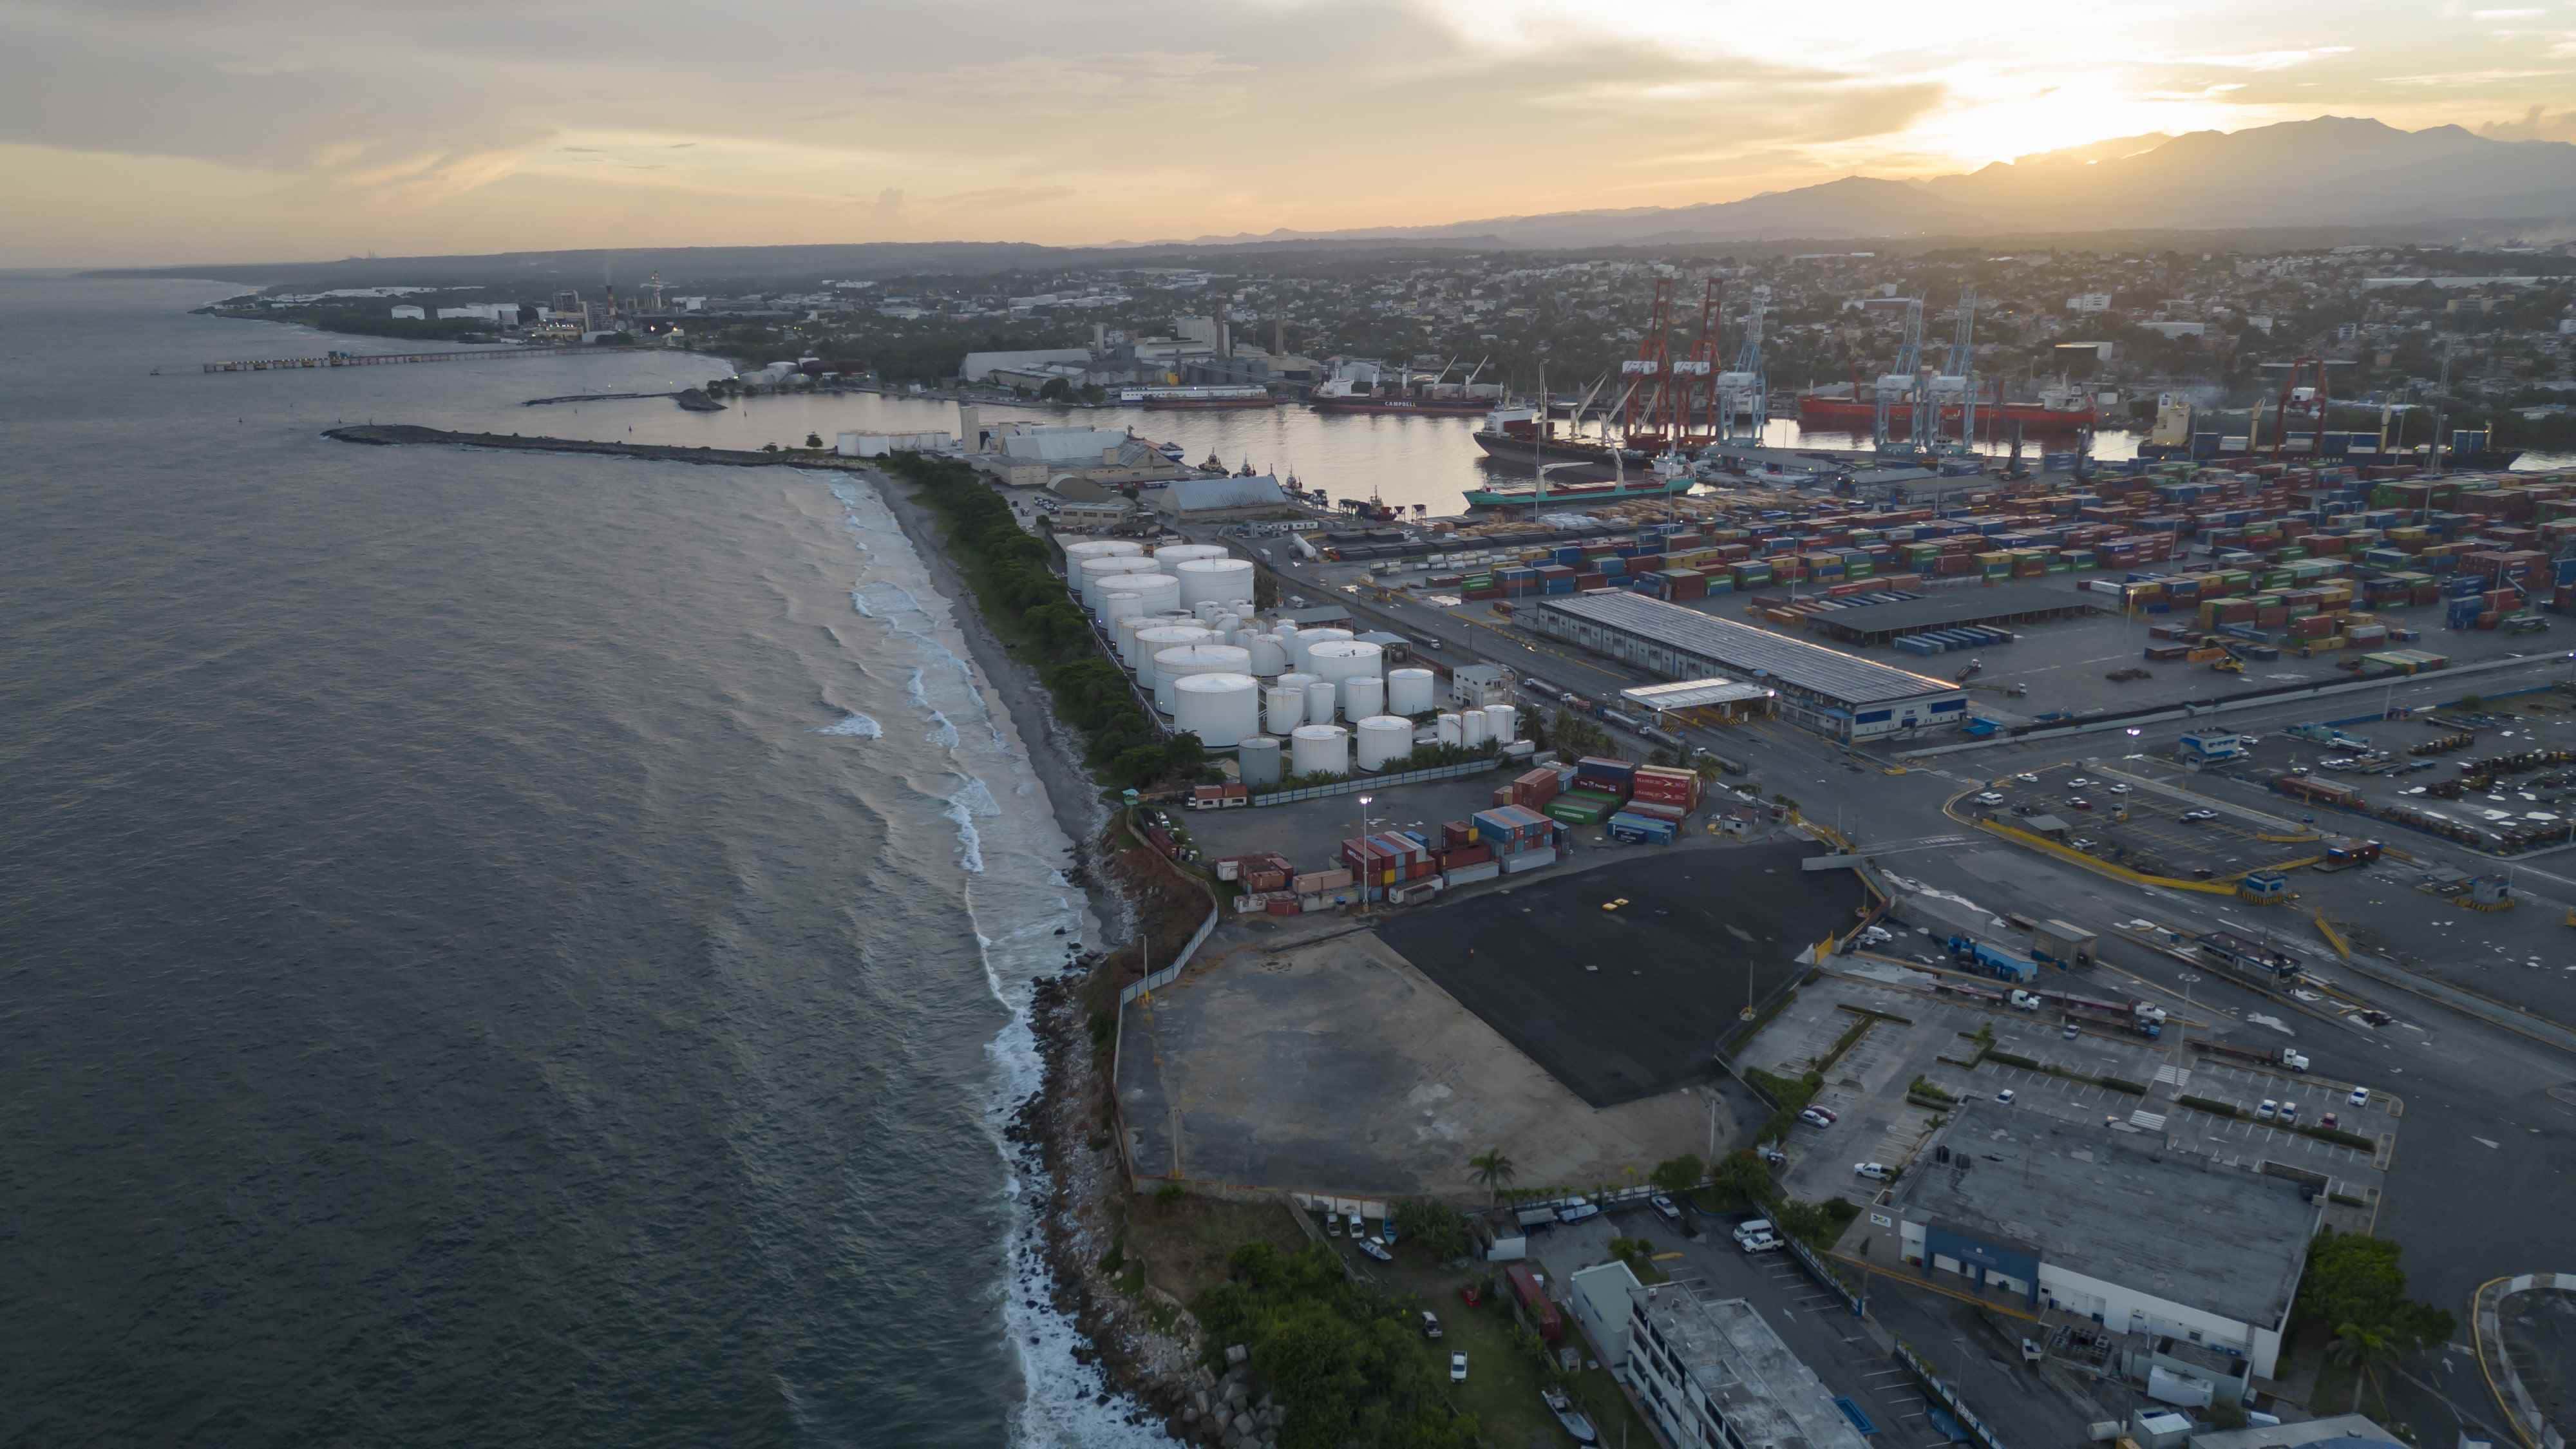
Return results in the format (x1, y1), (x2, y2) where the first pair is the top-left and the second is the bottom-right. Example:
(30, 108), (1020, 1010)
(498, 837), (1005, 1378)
(0, 278), (1166, 1447)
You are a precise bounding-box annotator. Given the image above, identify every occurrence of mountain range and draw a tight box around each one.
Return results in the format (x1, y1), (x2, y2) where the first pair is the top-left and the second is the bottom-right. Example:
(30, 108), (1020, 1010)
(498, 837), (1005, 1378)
(1177, 117), (2576, 248)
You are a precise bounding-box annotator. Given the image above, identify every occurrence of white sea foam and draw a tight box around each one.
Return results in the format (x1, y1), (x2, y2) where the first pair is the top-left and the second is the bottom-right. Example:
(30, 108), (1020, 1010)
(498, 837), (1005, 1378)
(813, 712), (882, 738)
(826, 477), (1172, 1446)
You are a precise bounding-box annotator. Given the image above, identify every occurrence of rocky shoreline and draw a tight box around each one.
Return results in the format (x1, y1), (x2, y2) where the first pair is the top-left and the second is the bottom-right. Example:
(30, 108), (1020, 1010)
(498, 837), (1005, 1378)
(866, 468), (1227, 1443)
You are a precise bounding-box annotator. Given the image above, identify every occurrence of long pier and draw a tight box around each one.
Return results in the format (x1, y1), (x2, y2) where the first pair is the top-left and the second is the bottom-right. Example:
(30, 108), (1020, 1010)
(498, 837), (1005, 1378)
(199, 346), (589, 374)
(323, 424), (858, 469)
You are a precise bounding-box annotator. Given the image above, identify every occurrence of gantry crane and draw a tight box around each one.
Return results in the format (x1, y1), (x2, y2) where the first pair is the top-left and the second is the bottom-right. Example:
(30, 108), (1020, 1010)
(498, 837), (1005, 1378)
(1715, 285), (1768, 444)
(1873, 298), (1926, 457)
(1931, 287), (1979, 451)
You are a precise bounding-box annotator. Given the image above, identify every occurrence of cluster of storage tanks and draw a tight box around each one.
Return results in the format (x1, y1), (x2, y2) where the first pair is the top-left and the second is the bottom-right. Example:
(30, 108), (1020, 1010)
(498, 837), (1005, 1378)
(1062, 538), (1482, 779)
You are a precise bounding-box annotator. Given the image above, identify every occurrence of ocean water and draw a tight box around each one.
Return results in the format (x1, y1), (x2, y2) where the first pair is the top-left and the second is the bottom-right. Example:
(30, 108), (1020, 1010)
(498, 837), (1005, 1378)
(0, 277), (1170, 1447)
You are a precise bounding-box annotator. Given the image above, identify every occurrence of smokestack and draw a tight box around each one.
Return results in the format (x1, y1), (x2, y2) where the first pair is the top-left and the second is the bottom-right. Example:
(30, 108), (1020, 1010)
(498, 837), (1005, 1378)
(1274, 319), (1285, 356)
(958, 404), (983, 452)
(1218, 297), (1232, 359)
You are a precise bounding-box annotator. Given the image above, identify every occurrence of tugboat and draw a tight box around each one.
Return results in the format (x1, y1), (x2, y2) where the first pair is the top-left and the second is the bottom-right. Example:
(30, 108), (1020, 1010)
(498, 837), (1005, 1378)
(1541, 1387), (1599, 1445)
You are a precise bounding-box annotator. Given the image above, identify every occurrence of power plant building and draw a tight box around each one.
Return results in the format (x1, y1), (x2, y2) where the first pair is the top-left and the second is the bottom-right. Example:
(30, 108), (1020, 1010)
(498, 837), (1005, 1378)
(1526, 591), (1966, 741)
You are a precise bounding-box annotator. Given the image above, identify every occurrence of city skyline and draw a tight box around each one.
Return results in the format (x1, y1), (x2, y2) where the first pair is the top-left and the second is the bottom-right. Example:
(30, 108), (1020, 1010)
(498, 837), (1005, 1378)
(6, 0), (2575, 266)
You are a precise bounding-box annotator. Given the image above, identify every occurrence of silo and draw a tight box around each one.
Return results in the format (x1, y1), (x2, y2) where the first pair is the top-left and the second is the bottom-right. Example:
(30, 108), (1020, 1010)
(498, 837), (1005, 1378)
(1484, 703), (1519, 742)
(1245, 634), (1289, 677)
(1079, 555), (1160, 613)
(1211, 612), (1241, 637)
(1172, 672), (1261, 748)
(1274, 620), (1300, 646)
(1177, 557), (1256, 610)
(1132, 625), (1214, 685)
(1264, 684), (1305, 735)
(1307, 639), (1383, 687)
(1290, 628), (1352, 672)
(1121, 573), (1181, 616)
(1461, 709), (1490, 748)
(1341, 674), (1385, 721)
(1152, 543), (1229, 567)
(1386, 667), (1437, 715)
(1153, 643), (1252, 714)
(1289, 724), (1350, 778)
(1237, 735), (1283, 788)
(1115, 614), (1150, 665)
(1354, 715), (1412, 771)
(1303, 679), (1336, 725)
(1437, 712), (1464, 747)
(1063, 539), (1145, 565)
(1275, 670), (1320, 699)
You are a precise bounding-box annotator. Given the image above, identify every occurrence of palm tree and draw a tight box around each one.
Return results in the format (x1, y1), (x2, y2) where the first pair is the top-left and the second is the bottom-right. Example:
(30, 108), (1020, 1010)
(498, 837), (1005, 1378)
(1468, 1149), (1517, 1204)
(2329, 1320), (2398, 1414)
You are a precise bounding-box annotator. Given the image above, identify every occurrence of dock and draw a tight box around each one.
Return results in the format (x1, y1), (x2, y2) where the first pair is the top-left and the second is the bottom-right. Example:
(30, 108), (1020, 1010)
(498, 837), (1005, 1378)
(322, 424), (858, 469)
(199, 346), (590, 374)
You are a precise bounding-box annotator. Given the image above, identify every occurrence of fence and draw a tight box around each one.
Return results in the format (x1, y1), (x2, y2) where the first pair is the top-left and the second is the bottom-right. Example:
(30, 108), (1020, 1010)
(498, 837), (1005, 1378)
(1119, 905), (1218, 1006)
(1250, 757), (1503, 806)
(1783, 1235), (1866, 1316)
(1893, 1338), (2012, 1449)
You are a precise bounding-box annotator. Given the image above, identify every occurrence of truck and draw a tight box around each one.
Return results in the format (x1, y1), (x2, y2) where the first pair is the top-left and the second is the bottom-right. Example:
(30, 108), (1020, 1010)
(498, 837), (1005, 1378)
(2200, 1040), (2310, 1072)
(2061, 993), (2164, 1039)
(2197, 929), (2303, 981)
(2288, 723), (2372, 752)
(1945, 934), (2039, 984)
(1520, 676), (1560, 699)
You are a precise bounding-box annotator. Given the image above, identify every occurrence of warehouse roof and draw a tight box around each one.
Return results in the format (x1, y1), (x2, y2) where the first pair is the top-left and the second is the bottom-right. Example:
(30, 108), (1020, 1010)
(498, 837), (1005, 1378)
(1622, 679), (1779, 710)
(1534, 592), (1959, 708)
(1801, 583), (2101, 641)
(1155, 475), (1290, 512)
(1893, 1104), (2318, 1329)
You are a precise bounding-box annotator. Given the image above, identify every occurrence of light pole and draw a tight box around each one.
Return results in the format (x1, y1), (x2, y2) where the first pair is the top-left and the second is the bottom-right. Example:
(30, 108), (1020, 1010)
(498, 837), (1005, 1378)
(1356, 793), (1376, 914)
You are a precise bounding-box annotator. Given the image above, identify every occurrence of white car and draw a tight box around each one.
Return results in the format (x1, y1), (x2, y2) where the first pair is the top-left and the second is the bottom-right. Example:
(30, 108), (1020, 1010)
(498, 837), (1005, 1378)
(1799, 1108), (1835, 1128)
(1976, 791), (2005, 806)
(1853, 1162), (1891, 1181)
(2181, 809), (2219, 823)
(1652, 1195), (1681, 1222)
(1349, 1211), (1367, 1238)
(2015, 773), (2040, 784)
(2257, 1099), (2278, 1121)
(2068, 776), (2093, 786)
(1450, 1351), (1469, 1383)
(1739, 1233), (1781, 1255)
(1324, 1210), (1342, 1235)
(1996, 1089), (2016, 1104)
(2280, 1101), (2300, 1124)
(2107, 784), (2131, 794)
(2348, 1086), (2370, 1108)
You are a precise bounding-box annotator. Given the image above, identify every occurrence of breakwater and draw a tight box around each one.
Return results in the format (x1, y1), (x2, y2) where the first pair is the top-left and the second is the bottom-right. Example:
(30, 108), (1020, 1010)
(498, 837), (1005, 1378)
(324, 424), (852, 468)
(200, 346), (588, 374)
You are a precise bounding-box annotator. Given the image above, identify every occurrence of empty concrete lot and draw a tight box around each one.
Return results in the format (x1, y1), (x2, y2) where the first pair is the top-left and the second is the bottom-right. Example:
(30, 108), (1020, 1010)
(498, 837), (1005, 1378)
(1178, 770), (1527, 869)
(1375, 839), (1862, 1108)
(1114, 927), (1728, 1200)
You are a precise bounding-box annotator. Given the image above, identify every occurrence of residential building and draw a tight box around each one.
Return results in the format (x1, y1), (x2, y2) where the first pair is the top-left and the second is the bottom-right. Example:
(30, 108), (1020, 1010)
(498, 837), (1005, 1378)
(1624, 1280), (1873, 1449)
(2068, 292), (2114, 314)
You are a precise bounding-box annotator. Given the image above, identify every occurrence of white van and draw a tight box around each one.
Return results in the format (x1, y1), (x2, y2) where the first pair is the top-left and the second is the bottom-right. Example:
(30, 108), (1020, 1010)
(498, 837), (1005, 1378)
(1733, 1218), (1775, 1244)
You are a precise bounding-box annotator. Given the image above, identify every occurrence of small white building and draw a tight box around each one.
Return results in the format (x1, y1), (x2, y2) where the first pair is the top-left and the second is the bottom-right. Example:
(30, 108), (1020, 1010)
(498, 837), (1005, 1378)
(2067, 292), (2114, 314)
(835, 431), (956, 458)
(390, 305), (425, 320)
(1450, 663), (1510, 708)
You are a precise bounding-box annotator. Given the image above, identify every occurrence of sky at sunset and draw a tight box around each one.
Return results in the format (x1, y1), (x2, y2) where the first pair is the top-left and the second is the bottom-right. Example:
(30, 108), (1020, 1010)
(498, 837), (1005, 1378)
(6, 0), (2575, 265)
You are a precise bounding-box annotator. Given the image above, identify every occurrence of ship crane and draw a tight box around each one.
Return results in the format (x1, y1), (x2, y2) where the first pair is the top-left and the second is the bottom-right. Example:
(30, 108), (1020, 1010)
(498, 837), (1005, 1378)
(1873, 298), (1926, 458)
(1619, 275), (1679, 448)
(2261, 357), (2332, 461)
(1714, 285), (1768, 444)
(1670, 277), (1720, 448)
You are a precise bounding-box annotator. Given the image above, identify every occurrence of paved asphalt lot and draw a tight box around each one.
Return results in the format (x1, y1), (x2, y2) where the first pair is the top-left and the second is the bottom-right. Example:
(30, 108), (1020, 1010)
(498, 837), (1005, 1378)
(1374, 839), (1860, 1108)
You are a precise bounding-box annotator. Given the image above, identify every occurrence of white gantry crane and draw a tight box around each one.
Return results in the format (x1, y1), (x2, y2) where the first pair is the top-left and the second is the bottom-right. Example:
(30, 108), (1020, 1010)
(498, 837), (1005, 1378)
(1714, 285), (1768, 444)
(1873, 297), (1926, 458)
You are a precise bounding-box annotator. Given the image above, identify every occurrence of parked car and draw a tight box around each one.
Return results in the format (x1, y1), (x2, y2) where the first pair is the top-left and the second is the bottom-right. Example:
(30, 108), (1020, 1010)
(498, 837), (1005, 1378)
(2015, 773), (2040, 784)
(1739, 1233), (1781, 1255)
(1652, 1195), (1681, 1223)
(2068, 777), (2092, 786)
(1356, 1237), (1392, 1263)
(1421, 1311), (1443, 1340)
(2063, 1023), (2081, 1039)
(1996, 1089), (2016, 1104)
(1732, 1217), (1774, 1245)
(2280, 1101), (2300, 1124)
(2107, 784), (2131, 794)
(1349, 1211), (1367, 1238)
(2348, 1085), (2371, 1108)
(2068, 797), (2094, 811)
(1756, 1145), (1788, 1166)
(2257, 1099), (2278, 1121)
(1325, 1209), (1341, 1235)
(1450, 1352), (1470, 1384)
(1853, 1162), (1891, 1181)
(2181, 809), (2219, 823)
(1976, 791), (2005, 806)
(2320, 1113), (2339, 1130)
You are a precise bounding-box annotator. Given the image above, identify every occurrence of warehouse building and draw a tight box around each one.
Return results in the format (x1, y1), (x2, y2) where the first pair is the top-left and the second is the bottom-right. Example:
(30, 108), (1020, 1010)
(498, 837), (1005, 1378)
(1798, 583), (2101, 648)
(1868, 1104), (2320, 1399)
(1527, 591), (1966, 741)
(1623, 1280), (1872, 1449)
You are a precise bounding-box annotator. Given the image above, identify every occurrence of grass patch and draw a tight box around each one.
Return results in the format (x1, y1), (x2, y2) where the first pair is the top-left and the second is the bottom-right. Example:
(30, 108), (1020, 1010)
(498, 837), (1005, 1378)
(2297, 1124), (2378, 1150)
(2329, 1191), (2368, 1208)
(2096, 1075), (2148, 1095)
(1817, 1015), (1876, 1075)
(1907, 1075), (1957, 1104)
(2179, 1094), (2242, 1118)
(1122, 1194), (1311, 1311)
(1985, 1049), (2041, 1070)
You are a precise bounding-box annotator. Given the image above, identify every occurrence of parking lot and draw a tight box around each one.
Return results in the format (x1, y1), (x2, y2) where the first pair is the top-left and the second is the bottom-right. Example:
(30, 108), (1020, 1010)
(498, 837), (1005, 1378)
(1964, 761), (2323, 878)
(1741, 980), (1955, 1205)
(1528, 1200), (2122, 1449)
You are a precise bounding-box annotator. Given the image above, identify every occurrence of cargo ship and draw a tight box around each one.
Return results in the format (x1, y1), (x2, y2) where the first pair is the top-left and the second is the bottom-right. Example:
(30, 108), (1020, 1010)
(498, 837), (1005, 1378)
(1469, 404), (1654, 470)
(1307, 379), (1495, 415)
(1117, 385), (1278, 410)
(1464, 435), (1700, 509)
(1793, 381), (2098, 433)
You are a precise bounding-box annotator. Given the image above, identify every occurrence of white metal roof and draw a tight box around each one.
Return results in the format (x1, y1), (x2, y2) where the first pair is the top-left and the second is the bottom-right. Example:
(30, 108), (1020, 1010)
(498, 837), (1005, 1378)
(1535, 592), (1960, 708)
(1621, 679), (1778, 710)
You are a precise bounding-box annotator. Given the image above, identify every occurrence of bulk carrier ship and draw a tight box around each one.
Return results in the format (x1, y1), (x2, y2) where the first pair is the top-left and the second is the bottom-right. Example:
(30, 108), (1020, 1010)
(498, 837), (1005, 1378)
(1793, 380), (2099, 432)
(1463, 404), (1698, 509)
(1117, 385), (1278, 410)
(1308, 379), (1495, 415)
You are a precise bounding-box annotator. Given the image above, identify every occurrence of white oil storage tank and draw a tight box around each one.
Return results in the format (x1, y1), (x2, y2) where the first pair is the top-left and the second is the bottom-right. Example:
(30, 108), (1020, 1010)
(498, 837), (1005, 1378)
(1101, 590), (1147, 632)
(1386, 667), (1437, 715)
(1340, 674), (1384, 721)
(1437, 712), (1463, 747)
(1236, 735), (1282, 788)
(1152, 643), (1251, 714)
(1132, 625), (1213, 685)
(1176, 557), (1256, 609)
(1245, 634), (1289, 677)
(1119, 573), (1180, 617)
(1307, 639), (1383, 687)
(1063, 539), (1144, 565)
(1275, 670), (1320, 698)
(1354, 715), (1412, 771)
(1461, 708), (1490, 748)
(1152, 543), (1229, 567)
(1483, 703), (1518, 743)
(1172, 672), (1261, 748)
(1079, 555), (1160, 613)
(1289, 724), (1350, 778)
(1264, 684), (1305, 735)
(1290, 628), (1352, 672)
(1303, 679), (1336, 725)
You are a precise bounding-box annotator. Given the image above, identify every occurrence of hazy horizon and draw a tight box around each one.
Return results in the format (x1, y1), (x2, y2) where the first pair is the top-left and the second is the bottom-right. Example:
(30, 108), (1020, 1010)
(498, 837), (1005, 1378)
(8, 0), (2575, 268)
